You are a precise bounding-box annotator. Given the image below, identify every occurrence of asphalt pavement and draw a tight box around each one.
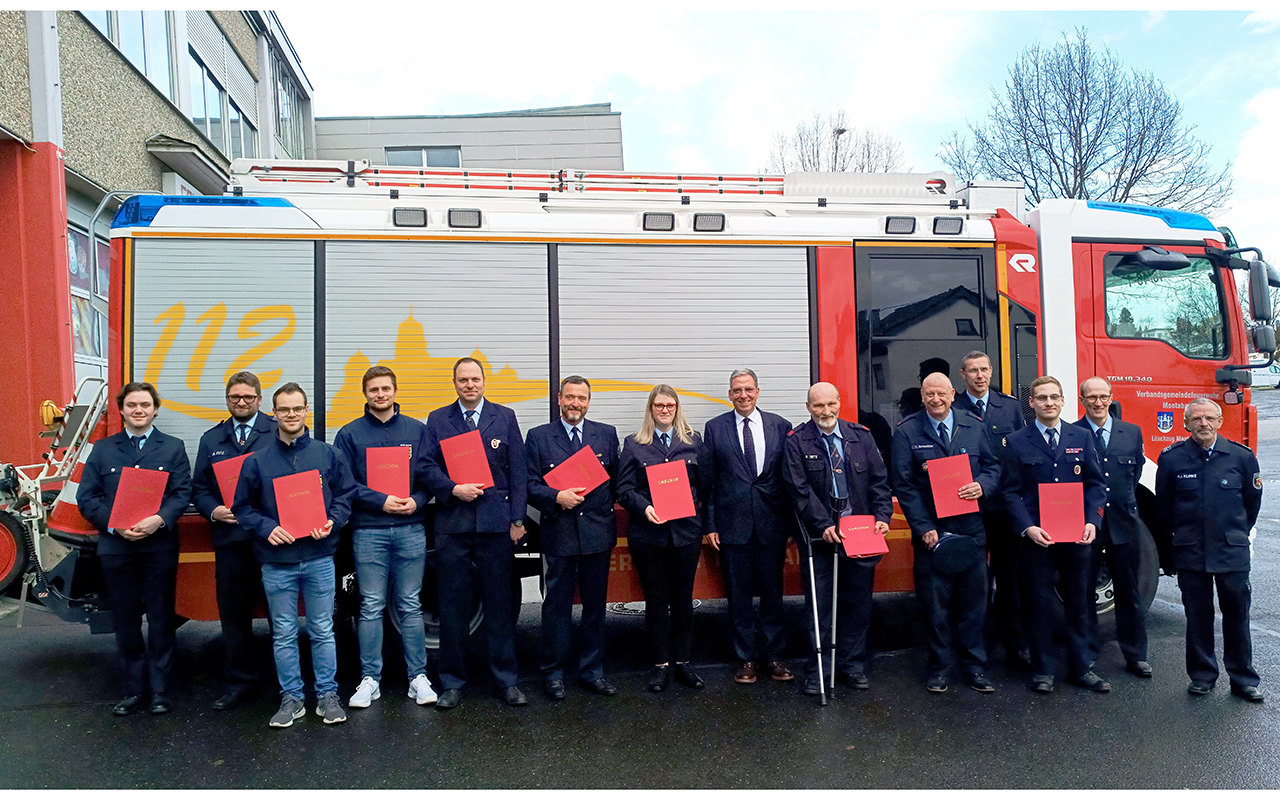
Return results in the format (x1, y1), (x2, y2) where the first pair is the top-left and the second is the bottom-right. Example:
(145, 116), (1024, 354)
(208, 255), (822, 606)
(3, 395), (1280, 789)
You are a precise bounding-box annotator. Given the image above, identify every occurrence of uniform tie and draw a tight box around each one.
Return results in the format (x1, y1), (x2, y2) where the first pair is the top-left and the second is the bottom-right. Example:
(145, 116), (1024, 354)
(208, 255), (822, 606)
(131, 435), (145, 451)
(658, 432), (670, 451)
(742, 417), (758, 476)
(825, 432), (848, 501)
(974, 398), (985, 419)
(1046, 427), (1058, 453)
(465, 410), (478, 431)
(1094, 426), (1106, 453)
(937, 422), (950, 450)
(570, 426), (581, 448)
(236, 423), (248, 446)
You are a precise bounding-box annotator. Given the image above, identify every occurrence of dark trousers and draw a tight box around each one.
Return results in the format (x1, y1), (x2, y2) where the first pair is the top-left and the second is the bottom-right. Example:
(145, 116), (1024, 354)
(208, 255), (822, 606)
(215, 541), (263, 692)
(436, 530), (518, 691)
(985, 508), (1026, 655)
(802, 542), (878, 676)
(629, 539), (701, 664)
(913, 539), (988, 676)
(99, 549), (179, 697)
(1091, 539), (1148, 665)
(1018, 537), (1096, 678)
(720, 538), (787, 663)
(1177, 570), (1258, 688)
(540, 550), (611, 682)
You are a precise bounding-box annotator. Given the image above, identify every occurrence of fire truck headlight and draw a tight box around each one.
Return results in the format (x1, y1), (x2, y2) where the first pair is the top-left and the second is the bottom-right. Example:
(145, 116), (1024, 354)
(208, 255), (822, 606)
(933, 217), (964, 235)
(448, 209), (482, 228)
(885, 216), (916, 234)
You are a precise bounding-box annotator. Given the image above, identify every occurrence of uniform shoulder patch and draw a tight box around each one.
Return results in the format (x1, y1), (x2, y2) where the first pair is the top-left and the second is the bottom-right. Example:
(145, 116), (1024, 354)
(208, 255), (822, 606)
(787, 429), (795, 437)
(1255, 473), (1263, 490)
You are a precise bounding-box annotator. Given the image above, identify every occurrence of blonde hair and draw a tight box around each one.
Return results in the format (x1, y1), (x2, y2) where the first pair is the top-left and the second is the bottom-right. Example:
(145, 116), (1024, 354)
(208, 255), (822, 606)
(635, 385), (694, 445)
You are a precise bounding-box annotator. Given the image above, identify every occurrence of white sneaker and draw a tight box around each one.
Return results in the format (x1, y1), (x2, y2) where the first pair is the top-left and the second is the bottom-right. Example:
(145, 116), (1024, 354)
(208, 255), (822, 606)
(349, 676), (380, 708)
(409, 674), (438, 705)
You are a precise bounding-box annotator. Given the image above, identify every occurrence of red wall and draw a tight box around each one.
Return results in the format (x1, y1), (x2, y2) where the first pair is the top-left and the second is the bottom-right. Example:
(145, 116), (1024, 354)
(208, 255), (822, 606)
(0, 141), (75, 465)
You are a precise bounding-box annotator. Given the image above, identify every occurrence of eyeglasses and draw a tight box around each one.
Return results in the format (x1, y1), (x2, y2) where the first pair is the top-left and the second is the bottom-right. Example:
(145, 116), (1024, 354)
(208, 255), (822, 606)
(1082, 394), (1112, 403)
(275, 406), (307, 418)
(728, 387), (758, 397)
(227, 394), (260, 404)
(1187, 415), (1221, 424)
(652, 403), (678, 411)
(1033, 394), (1064, 403)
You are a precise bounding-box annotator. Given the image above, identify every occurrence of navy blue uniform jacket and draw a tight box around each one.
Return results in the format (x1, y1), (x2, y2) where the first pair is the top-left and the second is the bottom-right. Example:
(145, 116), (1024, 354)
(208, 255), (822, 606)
(891, 409), (1000, 543)
(422, 401), (528, 535)
(525, 419), (619, 557)
(783, 419), (893, 537)
(617, 432), (709, 548)
(1155, 436), (1261, 574)
(232, 430), (356, 565)
(191, 413), (277, 547)
(954, 390), (1024, 504)
(1002, 422), (1106, 537)
(702, 410), (796, 547)
(1072, 417), (1144, 545)
(78, 428), (192, 556)
(333, 404), (430, 530)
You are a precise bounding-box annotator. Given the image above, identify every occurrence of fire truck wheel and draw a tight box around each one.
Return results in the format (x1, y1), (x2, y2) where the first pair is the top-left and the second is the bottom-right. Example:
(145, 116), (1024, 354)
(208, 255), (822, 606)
(0, 509), (31, 595)
(1049, 519), (1159, 643)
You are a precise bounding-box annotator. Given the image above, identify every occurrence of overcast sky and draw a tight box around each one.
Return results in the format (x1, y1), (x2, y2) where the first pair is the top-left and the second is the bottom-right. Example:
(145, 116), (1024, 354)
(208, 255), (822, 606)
(277, 4), (1280, 265)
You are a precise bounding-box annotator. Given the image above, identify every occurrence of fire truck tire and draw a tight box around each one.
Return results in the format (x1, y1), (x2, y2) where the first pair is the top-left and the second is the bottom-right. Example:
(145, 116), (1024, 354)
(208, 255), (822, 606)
(1050, 519), (1159, 643)
(0, 509), (31, 595)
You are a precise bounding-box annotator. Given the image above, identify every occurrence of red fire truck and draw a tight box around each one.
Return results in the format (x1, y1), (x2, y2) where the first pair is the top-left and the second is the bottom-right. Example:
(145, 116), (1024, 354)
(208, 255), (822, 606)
(2, 160), (1275, 642)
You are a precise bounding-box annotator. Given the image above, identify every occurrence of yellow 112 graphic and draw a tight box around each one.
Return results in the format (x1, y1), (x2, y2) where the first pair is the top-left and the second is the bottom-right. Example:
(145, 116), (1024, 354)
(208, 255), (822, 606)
(144, 302), (296, 394)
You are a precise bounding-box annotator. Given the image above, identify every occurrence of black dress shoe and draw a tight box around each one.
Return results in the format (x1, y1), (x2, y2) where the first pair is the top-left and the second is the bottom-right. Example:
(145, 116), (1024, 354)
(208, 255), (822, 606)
(801, 676), (821, 696)
(579, 677), (618, 696)
(501, 685), (528, 706)
(149, 695), (173, 715)
(1231, 684), (1264, 703)
(112, 695), (145, 717)
(966, 673), (996, 693)
(647, 665), (671, 693)
(838, 671), (870, 690)
(436, 688), (462, 709)
(543, 679), (566, 700)
(1125, 661), (1153, 678)
(1030, 675), (1054, 693)
(213, 687), (254, 711)
(926, 675), (948, 693)
(1187, 681), (1213, 696)
(1069, 671), (1111, 693)
(674, 662), (705, 689)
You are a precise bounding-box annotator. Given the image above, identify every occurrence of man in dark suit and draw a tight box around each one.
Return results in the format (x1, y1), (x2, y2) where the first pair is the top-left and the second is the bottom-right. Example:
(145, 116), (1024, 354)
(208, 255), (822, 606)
(1074, 376), (1151, 678)
(77, 382), (192, 716)
(1003, 375), (1108, 694)
(1156, 398), (1263, 702)
(422, 357), (529, 709)
(191, 370), (276, 710)
(891, 373), (1001, 693)
(784, 381), (893, 695)
(703, 368), (796, 684)
(952, 349), (1029, 670)
(525, 376), (620, 700)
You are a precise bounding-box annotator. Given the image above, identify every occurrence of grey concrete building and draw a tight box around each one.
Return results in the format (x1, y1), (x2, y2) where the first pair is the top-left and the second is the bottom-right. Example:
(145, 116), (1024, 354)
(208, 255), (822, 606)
(315, 103), (624, 170)
(0, 10), (315, 463)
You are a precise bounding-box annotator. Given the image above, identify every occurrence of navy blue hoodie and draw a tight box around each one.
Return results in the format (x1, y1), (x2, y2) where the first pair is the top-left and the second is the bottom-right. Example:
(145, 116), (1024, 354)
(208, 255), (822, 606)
(333, 403), (430, 529)
(233, 429), (356, 564)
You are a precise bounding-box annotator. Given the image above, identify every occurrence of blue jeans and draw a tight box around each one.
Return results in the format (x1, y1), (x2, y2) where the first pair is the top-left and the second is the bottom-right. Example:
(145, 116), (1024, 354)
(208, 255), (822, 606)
(261, 557), (337, 698)
(354, 524), (428, 680)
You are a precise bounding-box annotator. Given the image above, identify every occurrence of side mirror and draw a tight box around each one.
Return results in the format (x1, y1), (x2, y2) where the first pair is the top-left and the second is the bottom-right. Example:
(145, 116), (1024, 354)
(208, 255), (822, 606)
(1252, 325), (1276, 355)
(1249, 260), (1273, 322)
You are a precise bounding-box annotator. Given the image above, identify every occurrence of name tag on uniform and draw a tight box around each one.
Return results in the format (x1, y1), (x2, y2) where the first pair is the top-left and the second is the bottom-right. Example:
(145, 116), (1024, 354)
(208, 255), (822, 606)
(1176, 473), (1198, 479)
(912, 444), (935, 451)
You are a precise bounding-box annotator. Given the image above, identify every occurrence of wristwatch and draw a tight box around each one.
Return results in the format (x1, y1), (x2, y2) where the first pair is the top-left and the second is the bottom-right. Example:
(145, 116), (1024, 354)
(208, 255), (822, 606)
(512, 520), (525, 528)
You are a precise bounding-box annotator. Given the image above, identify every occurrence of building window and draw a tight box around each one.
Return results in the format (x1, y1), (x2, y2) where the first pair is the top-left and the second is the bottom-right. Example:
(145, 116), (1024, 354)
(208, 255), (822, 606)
(187, 49), (257, 159)
(385, 147), (463, 168)
(274, 54), (307, 159)
(68, 227), (109, 361)
(82, 11), (174, 102)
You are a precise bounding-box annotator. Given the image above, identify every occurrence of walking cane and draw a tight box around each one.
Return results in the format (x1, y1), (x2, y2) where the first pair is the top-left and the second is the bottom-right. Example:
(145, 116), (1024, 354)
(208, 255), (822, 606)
(795, 513), (828, 706)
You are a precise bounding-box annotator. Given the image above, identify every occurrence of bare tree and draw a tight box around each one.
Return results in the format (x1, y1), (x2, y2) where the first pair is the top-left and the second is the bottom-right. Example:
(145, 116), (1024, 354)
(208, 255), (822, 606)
(940, 29), (1232, 216)
(767, 110), (907, 173)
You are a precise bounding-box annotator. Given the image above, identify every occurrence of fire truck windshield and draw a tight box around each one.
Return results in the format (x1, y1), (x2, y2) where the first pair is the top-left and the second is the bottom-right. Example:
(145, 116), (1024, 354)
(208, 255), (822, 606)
(1104, 255), (1227, 359)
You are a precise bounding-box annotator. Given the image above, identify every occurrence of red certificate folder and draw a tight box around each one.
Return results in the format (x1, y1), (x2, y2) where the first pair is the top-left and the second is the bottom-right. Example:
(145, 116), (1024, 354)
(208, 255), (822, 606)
(274, 470), (328, 539)
(212, 453), (251, 507)
(840, 515), (889, 558)
(439, 429), (494, 489)
(543, 446), (609, 496)
(1039, 482), (1085, 543)
(928, 454), (979, 518)
(646, 459), (696, 522)
(108, 467), (169, 530)
(366, 446), (411, 497)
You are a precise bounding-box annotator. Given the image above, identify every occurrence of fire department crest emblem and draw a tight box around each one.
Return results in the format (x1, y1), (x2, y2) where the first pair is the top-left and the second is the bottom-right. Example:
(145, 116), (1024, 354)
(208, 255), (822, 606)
(1156, 412), (1174, 434)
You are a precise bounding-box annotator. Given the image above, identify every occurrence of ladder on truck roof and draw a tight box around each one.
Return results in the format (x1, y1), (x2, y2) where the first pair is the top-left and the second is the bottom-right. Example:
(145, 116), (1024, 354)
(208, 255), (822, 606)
(228, 159), (963, 208)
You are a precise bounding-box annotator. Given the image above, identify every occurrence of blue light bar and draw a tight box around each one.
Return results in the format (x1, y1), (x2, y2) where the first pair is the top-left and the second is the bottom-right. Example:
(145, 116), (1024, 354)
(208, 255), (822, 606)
(112, 195), (296, 228)
(1086, 201), (1217, 233)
